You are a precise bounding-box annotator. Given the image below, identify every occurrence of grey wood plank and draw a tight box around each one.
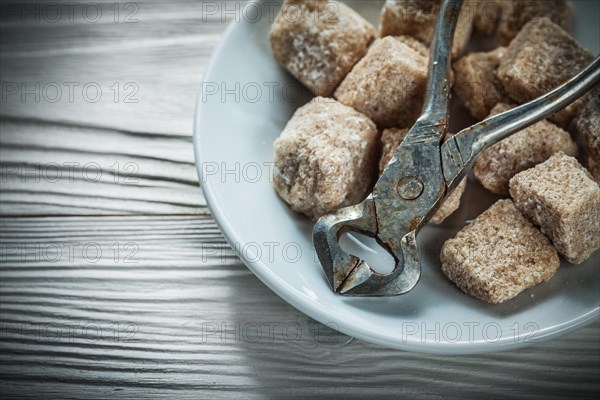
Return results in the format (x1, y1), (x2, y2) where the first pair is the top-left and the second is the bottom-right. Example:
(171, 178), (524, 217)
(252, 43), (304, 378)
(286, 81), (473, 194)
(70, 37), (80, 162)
(0, 0), (229, 136)
(1, 216), (599, 399)
(0, 119), (208, 215)
(1, 0), (599, 398)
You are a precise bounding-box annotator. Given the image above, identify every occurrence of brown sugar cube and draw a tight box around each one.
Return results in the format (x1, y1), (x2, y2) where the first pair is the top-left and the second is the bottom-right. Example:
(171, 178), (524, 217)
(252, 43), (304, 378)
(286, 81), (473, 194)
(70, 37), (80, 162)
(440, 199), (560, 304)
(429, 178), (467, 225)
(509, 152), (600, 264)
(379, 128), (467, 224)
(496, 0), (572, 46)
(497, 18), (594, 126)
(453, 47), (508, 120)
(273, 97), (378, 220)
(269, 0), (376, 97)
(378, 128), (410, 174)
(379, 0), (473, 58)
(474, 103), (578, 195)
(392, 34), (429, 58)
(334, 36), (429, 128)
(575, 89), (600, 184)
(473, 0), (503, 35)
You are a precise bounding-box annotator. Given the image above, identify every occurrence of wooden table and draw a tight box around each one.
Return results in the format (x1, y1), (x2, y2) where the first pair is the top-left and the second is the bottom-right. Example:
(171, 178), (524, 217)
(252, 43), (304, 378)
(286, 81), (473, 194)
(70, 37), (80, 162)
(1, 1), (598, 398)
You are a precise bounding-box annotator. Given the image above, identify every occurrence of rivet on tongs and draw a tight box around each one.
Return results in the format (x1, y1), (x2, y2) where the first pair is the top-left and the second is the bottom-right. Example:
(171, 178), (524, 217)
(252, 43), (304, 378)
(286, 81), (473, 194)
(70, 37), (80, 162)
(398, 177), (424, 200)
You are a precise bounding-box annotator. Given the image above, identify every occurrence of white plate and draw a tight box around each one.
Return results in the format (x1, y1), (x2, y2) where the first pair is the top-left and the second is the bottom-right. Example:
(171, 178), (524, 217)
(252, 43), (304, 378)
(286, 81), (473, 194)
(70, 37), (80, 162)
(194, 0), (600, 354)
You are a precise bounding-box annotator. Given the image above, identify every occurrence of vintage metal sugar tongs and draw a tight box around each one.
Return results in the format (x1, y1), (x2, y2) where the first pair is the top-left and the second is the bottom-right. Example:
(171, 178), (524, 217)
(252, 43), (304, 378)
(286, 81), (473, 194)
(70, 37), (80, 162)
(313, 0), (600, 296)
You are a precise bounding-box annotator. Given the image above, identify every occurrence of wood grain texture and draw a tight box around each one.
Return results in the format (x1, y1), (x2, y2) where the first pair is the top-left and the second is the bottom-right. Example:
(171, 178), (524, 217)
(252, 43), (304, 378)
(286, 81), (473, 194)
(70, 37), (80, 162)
(1, 216), (599, 399)
(0, 0), (227, 135)
(0, 118), (208, 215)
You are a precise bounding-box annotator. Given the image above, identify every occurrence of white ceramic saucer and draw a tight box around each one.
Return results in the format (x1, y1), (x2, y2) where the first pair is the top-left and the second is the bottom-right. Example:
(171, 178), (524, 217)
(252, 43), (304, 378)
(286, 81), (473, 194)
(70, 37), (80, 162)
(194, 0), (599, 353)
